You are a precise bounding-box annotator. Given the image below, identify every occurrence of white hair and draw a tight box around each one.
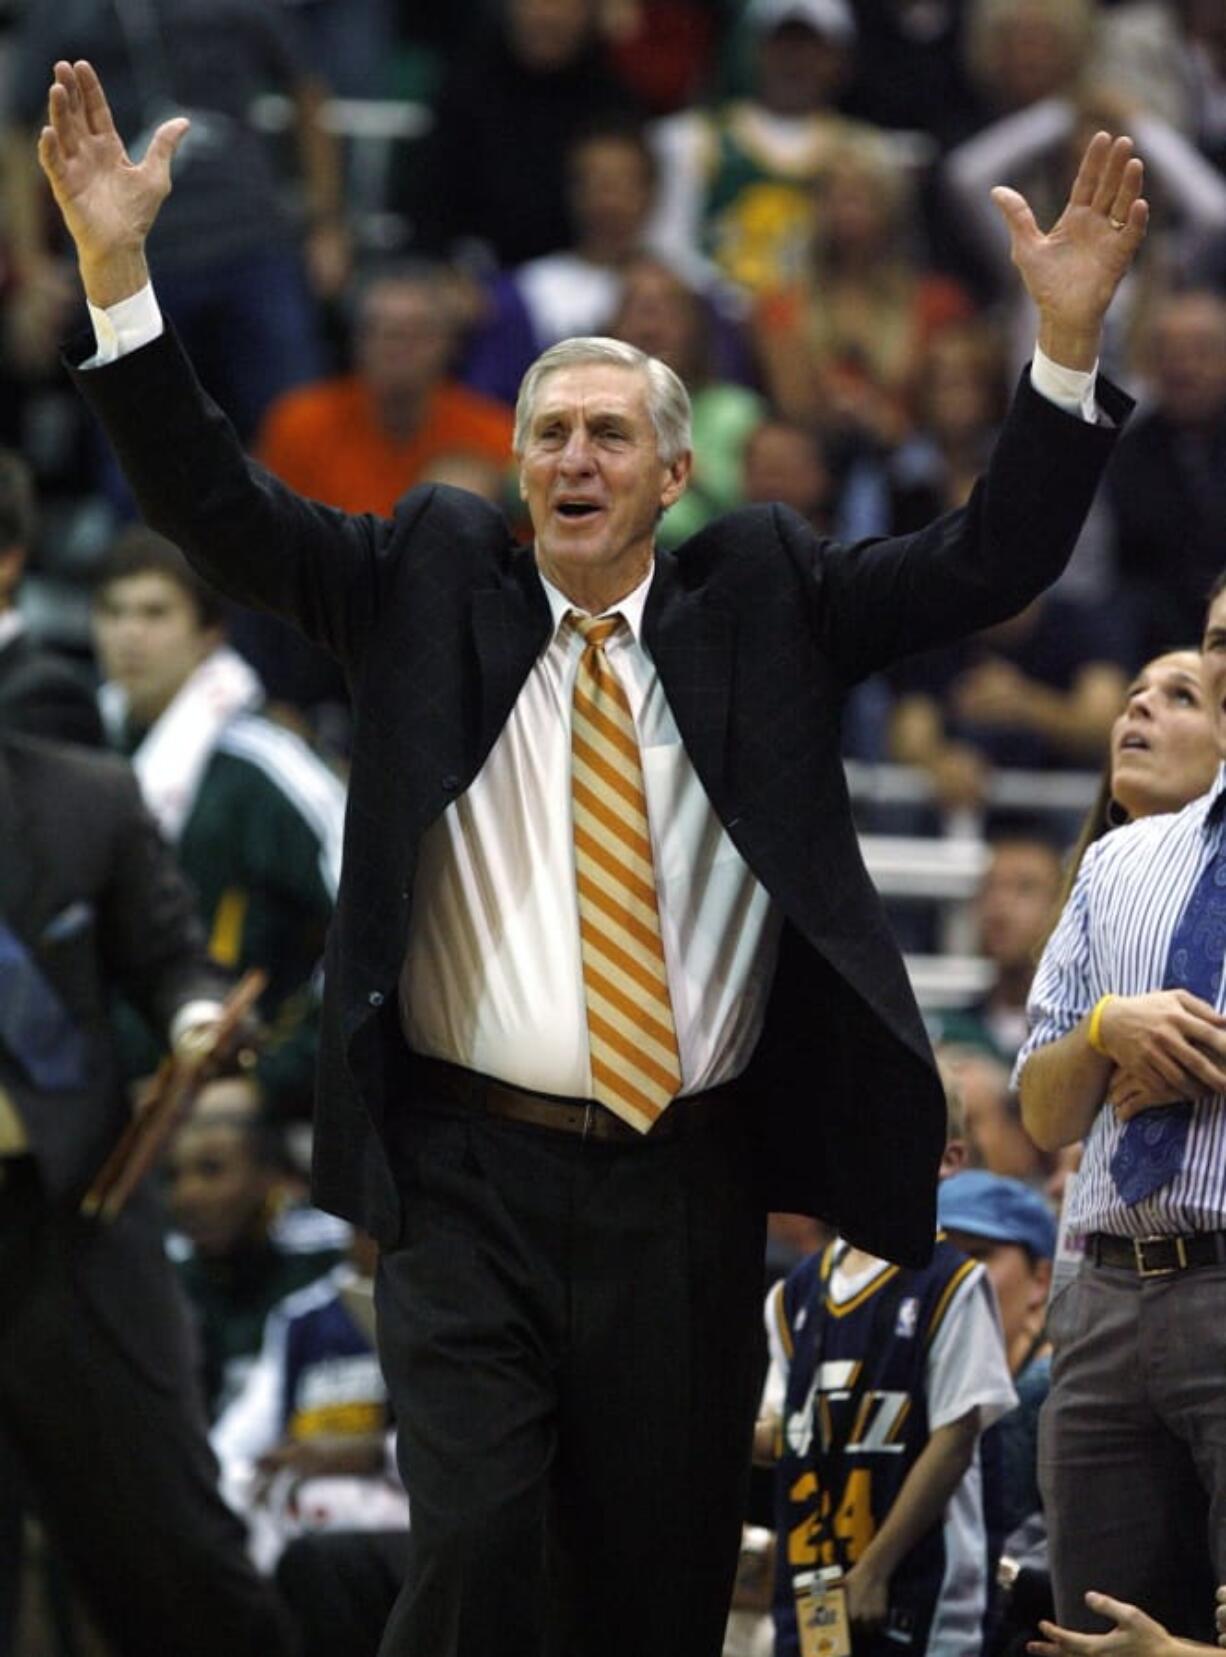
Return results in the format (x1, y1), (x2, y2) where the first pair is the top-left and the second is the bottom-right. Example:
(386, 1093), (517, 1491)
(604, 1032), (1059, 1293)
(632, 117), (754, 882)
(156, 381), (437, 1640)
(513, 337), (692, 463)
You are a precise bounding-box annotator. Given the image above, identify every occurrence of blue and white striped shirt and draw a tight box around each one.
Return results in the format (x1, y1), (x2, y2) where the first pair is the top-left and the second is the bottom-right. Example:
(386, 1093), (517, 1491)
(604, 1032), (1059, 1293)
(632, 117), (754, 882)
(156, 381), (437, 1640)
(1016, 764), (1226, 1237)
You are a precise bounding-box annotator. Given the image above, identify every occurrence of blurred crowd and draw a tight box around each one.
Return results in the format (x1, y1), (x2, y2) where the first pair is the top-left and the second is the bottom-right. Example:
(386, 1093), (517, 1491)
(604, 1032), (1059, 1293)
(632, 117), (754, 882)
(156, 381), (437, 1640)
(3, 0), (1226, 1653)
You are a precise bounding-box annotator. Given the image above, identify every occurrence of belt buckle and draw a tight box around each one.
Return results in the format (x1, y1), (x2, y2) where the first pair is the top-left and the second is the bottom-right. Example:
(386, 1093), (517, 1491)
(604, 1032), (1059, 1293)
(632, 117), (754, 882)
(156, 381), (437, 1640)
(1132, 1234), (1185, 1276)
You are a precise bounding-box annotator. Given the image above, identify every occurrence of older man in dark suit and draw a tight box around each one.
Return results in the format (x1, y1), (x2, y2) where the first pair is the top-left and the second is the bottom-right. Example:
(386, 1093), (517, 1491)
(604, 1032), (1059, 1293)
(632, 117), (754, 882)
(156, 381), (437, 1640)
(0, 732), (292, 1656)
(39, 58), (1148, 1656)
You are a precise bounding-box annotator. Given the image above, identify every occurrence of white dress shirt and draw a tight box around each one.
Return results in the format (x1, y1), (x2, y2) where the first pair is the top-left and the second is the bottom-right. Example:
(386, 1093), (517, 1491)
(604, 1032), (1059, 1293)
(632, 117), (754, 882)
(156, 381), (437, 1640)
(401, 570), (783, 1097)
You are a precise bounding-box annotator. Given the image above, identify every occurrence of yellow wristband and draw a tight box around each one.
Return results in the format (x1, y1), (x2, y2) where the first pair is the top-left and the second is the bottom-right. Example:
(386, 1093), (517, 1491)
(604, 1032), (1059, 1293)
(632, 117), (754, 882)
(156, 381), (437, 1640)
(1087, 993), (1116, 1056)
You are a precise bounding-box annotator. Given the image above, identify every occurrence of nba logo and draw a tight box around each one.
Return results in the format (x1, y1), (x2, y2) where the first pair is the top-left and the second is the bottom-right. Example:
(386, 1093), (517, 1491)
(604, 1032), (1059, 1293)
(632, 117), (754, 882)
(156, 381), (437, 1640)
(895, 1298), (919, 1339)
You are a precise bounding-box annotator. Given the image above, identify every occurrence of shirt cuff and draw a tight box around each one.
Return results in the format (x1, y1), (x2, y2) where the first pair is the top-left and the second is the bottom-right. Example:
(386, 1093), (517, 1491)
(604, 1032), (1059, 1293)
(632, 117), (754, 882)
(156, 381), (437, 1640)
(83, 282), (164, 368)
(1029, 344), (1100, 425)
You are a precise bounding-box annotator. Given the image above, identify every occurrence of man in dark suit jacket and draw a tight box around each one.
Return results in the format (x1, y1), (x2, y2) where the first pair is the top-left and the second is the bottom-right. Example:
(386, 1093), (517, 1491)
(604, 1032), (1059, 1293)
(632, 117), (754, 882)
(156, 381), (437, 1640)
(41, 59), (1148, 1656)
(0, 733), (292, 1657)
(0, 447), (103, 744)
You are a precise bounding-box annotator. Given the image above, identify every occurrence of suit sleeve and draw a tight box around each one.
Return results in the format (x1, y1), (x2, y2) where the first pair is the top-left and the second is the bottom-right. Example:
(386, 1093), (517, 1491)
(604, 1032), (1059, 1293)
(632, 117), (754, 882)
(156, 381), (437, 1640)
(788, 370), (1133, 686)
(65, 327), (433, 671)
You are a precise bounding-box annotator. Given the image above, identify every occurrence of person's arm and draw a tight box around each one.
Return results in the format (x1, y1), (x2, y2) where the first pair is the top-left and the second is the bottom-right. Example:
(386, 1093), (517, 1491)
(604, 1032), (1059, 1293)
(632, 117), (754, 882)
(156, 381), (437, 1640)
(887, 693), (990, 811)
(950, 659), (1127, 761)
(0, 126), (78, 374)
(843, 1409), (980, 1631)
(290, 75), (350, 300)
(806, 132), (1145, 686)
(36, 61), (403, 664)
(1032, 1590), (1217, 1657)
(1020, 989), (1226, 1151)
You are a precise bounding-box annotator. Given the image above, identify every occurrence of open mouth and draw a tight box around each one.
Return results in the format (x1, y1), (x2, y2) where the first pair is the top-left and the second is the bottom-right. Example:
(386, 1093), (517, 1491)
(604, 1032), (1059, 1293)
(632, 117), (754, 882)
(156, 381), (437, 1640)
(555, 502), (602, 519)
(1118, 734), (1149, 752)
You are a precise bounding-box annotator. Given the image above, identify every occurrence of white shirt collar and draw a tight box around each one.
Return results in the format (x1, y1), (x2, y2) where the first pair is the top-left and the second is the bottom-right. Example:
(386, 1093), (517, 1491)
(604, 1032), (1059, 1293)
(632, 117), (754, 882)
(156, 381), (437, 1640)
(538, 560), (654, 647)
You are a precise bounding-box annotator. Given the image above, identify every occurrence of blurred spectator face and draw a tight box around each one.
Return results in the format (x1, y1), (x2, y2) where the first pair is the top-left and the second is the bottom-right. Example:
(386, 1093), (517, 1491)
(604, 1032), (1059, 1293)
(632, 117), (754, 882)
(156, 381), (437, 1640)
(92, 570), (221, 726)
(1110, 650), (1219, 821)
(1182, 0), (1226, 74)
(950, 1051), (1047, 1181)
(743, 420), (830, 523)
(611, 261), (703, 382)
(507, 0), (593, 70)
(356, 279), (456, 408)
(971, 0), (1090, 110)
(1147, 293), (1226, 428)
(820, 156), (895, 260)
(165, 1098), (275, 1259)
(942, 1230), (1051, 1361)
(757, 22), (847, 115)
(917, 327), (1005, 447)
(569, 134), (654, 254)
(976, 840), (1063, 974)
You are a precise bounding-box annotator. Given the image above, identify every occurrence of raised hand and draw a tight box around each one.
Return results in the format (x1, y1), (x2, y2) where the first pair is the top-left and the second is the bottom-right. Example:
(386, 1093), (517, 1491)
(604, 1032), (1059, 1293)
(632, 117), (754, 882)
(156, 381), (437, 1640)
(37, 60), (189, 307)
(991, 131), (1148, 370)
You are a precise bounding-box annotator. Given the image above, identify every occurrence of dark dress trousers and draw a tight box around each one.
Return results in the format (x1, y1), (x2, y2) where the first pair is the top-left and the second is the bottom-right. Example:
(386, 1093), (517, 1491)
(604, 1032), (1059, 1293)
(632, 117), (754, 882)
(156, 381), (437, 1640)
(0, 734), (292, 1657)
(69, 329), (1129, 1654)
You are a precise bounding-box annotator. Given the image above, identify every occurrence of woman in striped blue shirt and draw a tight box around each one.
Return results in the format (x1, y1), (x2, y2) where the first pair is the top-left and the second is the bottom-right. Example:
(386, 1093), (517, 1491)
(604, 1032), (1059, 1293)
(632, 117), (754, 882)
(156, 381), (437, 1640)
(1016, 628), (1226, 1638)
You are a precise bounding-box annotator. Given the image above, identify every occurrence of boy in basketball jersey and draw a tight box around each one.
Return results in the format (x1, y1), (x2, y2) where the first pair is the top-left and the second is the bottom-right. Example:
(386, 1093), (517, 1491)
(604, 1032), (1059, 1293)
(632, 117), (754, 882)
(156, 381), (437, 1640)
(759, 1113), (1017, 1655)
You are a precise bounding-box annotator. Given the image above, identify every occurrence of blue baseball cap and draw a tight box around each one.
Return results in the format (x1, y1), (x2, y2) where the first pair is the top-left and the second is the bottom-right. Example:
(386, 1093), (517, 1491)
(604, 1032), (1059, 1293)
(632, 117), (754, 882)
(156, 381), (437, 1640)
(938, 1171), (1057, 1262)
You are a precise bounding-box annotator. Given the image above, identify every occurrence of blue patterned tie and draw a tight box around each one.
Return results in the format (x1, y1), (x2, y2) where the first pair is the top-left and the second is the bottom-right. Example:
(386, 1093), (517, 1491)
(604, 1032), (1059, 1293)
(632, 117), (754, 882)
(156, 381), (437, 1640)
(0, 919), (88, 1092)
(1109, 823), (1226, 1204)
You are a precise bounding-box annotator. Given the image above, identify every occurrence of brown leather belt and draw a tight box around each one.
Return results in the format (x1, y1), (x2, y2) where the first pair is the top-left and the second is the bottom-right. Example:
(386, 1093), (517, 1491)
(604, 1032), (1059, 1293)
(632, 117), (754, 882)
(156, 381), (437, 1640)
(408, 1055), (741, 1144)
(1087, 1231), (1226, 1277)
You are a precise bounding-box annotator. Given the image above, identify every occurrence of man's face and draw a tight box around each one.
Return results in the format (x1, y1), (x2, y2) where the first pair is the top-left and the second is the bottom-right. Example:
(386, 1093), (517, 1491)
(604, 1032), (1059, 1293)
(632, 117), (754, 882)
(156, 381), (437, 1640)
(164, 1117), (271, 1259)
(92, 570), (218, 726)
(355, 281), (454, 405)
(569, 138), (653, 250)
(976, 842), (1062, 973)
(743, 424), (829, 520)
(518, 363), (690, 602)
(507, 0), (591, 69)
(612, 265), (697, 377)
(756, 23), (844, 115)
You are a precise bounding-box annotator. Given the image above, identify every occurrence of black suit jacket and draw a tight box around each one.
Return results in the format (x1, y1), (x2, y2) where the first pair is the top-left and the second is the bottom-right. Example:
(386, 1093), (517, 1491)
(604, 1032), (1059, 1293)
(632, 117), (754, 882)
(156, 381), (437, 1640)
(70, 330), (1130, 1263)
(0, 629), (104, 746)
(0, 733), (221, 1199)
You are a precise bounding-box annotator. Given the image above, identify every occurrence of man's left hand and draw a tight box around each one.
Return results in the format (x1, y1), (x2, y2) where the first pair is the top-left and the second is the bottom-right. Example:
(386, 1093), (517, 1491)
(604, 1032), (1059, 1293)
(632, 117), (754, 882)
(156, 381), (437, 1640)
(991, 131), (1148, 370)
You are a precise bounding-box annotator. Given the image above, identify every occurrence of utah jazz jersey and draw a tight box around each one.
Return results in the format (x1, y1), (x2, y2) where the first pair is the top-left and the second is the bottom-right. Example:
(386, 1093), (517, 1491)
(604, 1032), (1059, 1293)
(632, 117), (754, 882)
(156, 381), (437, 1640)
(769, 1238), (1010, 1657)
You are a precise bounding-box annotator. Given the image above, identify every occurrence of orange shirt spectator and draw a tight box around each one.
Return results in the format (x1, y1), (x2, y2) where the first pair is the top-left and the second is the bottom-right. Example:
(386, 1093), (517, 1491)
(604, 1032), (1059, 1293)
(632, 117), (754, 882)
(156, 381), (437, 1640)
(256, 268), (515, 515)
(257, 374), (515, 516)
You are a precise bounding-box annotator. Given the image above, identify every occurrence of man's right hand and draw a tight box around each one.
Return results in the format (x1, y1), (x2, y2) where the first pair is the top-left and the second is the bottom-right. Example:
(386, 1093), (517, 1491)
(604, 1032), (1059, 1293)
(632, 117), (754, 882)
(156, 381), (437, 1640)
(37, 59), (189, 307)
(1095, 990), (1226, 1102)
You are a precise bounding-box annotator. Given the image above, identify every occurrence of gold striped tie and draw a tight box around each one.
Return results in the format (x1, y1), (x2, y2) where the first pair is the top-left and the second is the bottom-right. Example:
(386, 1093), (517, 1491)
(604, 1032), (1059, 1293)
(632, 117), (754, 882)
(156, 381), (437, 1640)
(569, 612), (681, 1132)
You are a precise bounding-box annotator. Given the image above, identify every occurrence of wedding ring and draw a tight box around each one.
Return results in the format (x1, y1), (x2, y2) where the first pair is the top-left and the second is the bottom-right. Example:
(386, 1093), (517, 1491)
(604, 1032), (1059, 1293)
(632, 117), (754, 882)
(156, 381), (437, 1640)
(1109, 215), (1127, 231)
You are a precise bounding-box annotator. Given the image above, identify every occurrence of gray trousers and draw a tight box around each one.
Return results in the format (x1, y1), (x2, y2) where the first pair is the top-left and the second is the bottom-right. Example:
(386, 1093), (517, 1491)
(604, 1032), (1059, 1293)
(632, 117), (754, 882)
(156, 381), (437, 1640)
(1038, 1261), (1226, 1639)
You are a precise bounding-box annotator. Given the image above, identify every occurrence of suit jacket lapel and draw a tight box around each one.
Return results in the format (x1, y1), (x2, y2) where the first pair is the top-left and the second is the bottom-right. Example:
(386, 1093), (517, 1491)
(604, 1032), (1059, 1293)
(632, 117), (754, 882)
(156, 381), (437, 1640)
(643, 551), (734, 808)
(470, 549), (553, 753)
